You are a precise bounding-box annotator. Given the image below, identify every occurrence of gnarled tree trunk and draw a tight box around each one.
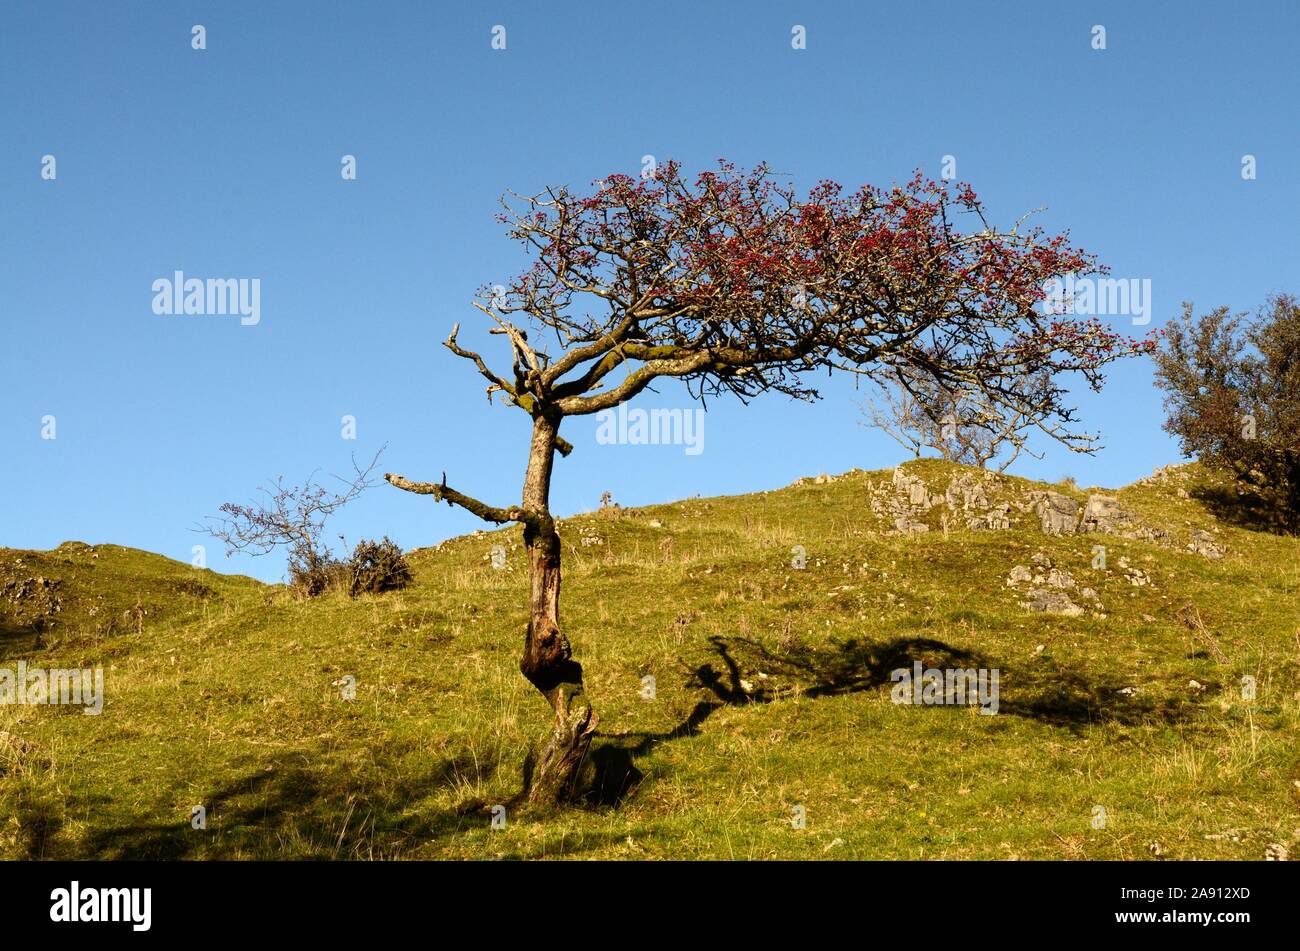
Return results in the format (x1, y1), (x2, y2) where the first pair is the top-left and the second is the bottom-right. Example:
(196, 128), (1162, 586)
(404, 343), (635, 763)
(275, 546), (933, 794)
(519, 414), (597, 804)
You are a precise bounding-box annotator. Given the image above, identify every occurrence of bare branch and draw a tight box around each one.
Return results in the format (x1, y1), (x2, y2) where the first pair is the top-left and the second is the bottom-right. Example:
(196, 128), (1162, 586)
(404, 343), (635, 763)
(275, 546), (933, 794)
(384, 471), (537, 527)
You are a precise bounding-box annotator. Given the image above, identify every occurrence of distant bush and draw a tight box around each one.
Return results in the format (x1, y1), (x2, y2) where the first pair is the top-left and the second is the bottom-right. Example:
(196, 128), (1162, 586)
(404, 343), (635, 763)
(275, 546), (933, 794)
(284, 539), (411, 599)
(1153, 295), (1300, 531)
(346, 537), (412, 596)
(202, 450), (403, 598)
(288, 553), (349, 599)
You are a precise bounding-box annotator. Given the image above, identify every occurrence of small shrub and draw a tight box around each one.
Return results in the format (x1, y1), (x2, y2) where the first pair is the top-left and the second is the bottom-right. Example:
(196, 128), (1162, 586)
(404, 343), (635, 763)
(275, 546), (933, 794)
(347, 537), (412, 596)
(203, 449), (387, 598)
(288, 554), (349, 599)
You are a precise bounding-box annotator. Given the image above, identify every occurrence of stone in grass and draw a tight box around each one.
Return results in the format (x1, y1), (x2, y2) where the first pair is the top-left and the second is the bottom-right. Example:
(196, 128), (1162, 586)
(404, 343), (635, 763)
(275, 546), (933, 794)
(1188, 528), (1225, 559)
(1046, 568), (1076, 589)
(1021, 587), (1085, 617)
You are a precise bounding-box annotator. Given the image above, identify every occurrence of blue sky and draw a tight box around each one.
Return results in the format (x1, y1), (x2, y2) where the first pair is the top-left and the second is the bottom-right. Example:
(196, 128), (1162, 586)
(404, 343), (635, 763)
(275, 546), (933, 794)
(3, 1), (1298, 582)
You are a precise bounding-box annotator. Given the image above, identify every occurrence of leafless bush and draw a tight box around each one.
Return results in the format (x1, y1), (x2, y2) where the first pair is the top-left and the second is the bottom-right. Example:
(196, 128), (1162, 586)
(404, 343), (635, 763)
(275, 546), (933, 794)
(201, 449), (384, 597)
(859, 366), (1081, 472)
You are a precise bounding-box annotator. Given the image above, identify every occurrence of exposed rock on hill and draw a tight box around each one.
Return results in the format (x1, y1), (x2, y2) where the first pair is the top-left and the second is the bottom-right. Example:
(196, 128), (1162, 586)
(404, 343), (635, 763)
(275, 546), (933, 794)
(865, 463), (1221, 558)
(1004, 550), (1104, 617)
(1030, 491), (1081, 535)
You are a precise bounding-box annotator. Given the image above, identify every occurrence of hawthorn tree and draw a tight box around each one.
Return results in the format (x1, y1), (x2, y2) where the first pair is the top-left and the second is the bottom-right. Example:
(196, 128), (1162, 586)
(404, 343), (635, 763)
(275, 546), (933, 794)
(387, 161), (1151, 804)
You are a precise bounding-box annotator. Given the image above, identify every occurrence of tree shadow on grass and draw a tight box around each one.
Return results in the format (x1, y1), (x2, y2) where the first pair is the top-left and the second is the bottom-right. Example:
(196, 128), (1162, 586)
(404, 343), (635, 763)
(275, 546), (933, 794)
(585, 635), (978, 806)
(67, 635), (1202, 850)
(587, 634), (1198, 806)
(1190, 482), (1293, 535)
(77, 751), (499, 860)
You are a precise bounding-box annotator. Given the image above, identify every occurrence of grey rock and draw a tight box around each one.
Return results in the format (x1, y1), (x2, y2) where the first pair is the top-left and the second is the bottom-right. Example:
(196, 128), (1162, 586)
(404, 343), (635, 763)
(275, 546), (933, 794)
(945, 474), (990, 512)
(1188, 528), (1225, 559)
(892, 468), (936, 510)
(1021, 587), (1085, 617)
(1033, 492), (1082, 535)
(1124, 525), (1173, 543)
(1046, 568), (1076, 589)
(1079, 495), (1131, 534)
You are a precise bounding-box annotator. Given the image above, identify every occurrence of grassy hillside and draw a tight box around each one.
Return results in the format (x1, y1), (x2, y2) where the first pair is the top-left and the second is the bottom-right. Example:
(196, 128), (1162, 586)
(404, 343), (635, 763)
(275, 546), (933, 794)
(2, 461), (1297, 860)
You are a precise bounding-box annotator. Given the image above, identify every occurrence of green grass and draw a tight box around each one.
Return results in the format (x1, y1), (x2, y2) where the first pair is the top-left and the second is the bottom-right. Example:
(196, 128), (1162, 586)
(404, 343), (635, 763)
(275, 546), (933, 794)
(2, 461), (1297, 860)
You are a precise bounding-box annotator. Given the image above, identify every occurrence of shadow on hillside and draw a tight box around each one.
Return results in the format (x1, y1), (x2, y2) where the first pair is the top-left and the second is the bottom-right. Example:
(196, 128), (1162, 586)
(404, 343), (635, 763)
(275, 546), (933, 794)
(587, 635), (979, 806)
(0, 617), (40, 654)
(78, 752), (498, 860)
(1190, 483), (1292, 535)
(588, 634), (1197, 806)
(67, 635), (1201, 852)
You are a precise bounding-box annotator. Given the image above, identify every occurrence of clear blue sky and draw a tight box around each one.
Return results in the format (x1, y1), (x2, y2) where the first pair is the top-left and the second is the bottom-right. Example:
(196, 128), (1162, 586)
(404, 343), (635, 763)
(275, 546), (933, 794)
(3, 1), (1298, 582)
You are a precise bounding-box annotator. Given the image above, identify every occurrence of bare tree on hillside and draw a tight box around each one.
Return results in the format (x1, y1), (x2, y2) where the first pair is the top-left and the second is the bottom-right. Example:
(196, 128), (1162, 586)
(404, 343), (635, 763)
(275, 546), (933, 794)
(860, 366), (1088, 472)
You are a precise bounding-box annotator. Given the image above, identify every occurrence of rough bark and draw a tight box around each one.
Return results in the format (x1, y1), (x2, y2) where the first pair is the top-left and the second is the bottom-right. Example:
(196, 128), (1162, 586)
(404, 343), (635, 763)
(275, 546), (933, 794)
(518, 415), (598, 804)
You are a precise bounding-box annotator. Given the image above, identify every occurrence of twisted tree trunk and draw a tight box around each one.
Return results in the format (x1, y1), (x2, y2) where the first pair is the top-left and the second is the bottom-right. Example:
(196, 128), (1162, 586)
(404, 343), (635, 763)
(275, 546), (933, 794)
(519, 414), (597, 804)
